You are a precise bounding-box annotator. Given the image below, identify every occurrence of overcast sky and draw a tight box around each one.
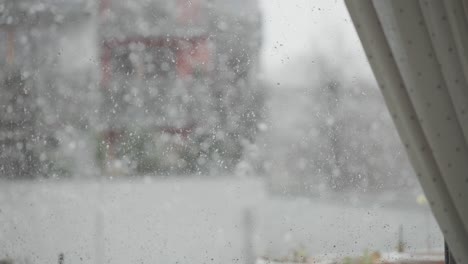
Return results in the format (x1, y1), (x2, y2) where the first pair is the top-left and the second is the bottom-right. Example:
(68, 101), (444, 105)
(258, 0), (374, 86)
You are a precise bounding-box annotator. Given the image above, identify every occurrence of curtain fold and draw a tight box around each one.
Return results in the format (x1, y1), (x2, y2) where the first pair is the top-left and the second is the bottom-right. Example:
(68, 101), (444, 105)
(345, 1), (468, 262)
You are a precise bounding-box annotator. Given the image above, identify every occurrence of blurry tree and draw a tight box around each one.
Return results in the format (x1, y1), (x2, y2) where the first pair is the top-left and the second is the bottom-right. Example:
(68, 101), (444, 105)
(265, 52), (417, 194)
(0, 0), (97, 179)
(310, 56), (417, 191)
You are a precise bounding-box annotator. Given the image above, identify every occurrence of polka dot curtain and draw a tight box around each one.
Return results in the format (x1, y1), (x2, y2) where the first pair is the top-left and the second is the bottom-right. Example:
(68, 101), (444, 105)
(345, 1), (468, 262)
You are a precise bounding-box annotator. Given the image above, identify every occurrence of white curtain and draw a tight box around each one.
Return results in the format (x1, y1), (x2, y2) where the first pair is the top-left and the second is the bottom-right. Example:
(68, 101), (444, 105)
(345, 0), (468, 262)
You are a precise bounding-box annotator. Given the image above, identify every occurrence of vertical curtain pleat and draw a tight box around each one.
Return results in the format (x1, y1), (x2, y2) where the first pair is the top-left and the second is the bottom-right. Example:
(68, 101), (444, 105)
(420, 0), (468, 158)
(345, 1), (468, 262)
(444, 0), (468, 84)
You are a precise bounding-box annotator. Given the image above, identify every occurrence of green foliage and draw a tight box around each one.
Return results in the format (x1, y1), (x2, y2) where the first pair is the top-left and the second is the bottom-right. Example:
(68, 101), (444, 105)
(95, 129), (247, 175)
(340, 250), (381, 264)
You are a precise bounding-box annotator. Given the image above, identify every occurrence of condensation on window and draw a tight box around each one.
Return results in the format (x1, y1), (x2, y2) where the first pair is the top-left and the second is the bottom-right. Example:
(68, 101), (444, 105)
(0, 1), (443, 264)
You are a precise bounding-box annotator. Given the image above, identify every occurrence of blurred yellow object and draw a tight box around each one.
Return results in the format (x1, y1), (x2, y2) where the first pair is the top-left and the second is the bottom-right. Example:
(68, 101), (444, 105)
(417, 194), (428, 205)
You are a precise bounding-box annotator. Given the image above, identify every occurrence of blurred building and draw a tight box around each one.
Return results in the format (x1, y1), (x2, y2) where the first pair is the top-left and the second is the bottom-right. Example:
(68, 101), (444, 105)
(98, 0), (264, 174)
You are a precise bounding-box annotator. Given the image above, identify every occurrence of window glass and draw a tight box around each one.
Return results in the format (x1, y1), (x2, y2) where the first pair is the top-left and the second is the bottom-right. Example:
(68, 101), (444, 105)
(0, 1), (443, 264)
